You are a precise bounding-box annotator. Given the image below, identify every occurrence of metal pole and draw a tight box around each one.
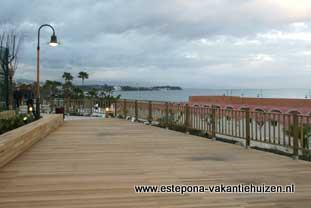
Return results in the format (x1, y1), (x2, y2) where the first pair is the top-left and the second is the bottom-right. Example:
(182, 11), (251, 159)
(36, 24), (57, 119)
(36, 46), (40, 118)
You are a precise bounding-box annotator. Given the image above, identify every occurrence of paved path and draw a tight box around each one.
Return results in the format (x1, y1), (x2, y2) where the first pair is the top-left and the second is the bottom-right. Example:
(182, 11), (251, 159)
(0, 119), (311, 207)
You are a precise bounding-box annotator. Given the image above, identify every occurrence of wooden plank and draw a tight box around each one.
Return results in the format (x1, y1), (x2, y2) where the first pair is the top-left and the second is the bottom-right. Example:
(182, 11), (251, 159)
(0, 118), (311, 207)
(0, 115), (63, 168)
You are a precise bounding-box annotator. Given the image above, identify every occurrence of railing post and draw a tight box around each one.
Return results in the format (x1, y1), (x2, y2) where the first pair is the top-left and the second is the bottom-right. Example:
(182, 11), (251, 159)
(185, 104), (190, 133)
(72, 99), (76, 113)
(123, 99), (127, 118)
(165, 102), (169, 128)
(49, 98), (53, 114)
(135, 100), (138, 121)
(114, 100), (117, 117)
(65, 98), (69, 116)
(293, 114), (299, 159)
(245, 108), (251, 149)
(211, 106), (216, 140)
(148, 101), (152, 122)
(90, 99), (92, 113)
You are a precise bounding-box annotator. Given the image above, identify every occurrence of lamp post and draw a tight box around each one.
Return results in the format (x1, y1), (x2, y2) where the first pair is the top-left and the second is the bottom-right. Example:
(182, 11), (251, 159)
(36, 24), (58, 119)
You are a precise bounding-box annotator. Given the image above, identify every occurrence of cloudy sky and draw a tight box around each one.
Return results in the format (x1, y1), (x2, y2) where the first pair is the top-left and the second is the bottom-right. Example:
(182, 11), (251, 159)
(2, 0), (311, 88)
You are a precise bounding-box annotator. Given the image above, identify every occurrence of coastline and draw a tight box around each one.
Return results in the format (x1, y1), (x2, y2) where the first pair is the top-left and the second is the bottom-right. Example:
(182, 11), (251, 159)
(114, 88), (311, 102)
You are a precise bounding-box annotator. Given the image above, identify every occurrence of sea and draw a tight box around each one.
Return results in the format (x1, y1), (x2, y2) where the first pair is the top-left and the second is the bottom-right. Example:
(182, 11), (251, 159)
(114, 88), (311, 102)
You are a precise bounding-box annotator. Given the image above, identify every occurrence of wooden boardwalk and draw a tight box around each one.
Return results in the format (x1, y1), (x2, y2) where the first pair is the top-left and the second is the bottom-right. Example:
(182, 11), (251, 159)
(0, 119), (311, 208)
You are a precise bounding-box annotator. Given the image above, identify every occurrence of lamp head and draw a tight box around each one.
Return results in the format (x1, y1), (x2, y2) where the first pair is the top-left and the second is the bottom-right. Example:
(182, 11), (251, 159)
(49, 34), (58, 47)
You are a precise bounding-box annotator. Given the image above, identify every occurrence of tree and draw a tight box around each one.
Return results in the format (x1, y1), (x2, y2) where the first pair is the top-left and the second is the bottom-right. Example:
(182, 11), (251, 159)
(78, 71), (89, 86)
(62, 72), (74, 84)
(42, 80), (62, 99)
(98, 87), (120, 107)
(73, 87), (84, 99)
(0, 26), (24, 109)
(88, 88), (97, 98)
(62, 72), (74, 100)
(286, 124), (311, 160)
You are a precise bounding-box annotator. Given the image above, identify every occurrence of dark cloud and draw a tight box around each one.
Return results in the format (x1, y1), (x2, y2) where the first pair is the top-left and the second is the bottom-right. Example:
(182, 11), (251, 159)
(1, 0), (311, 87)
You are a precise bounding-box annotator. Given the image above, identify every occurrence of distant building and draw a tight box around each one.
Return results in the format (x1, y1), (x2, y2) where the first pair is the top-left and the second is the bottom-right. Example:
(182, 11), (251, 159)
(113, 86), (121, 91)
(189, 96), (311, 115)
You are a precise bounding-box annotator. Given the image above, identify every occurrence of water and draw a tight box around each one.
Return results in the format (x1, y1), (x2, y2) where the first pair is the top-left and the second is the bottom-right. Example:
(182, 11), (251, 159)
(114, 88), (311, 102)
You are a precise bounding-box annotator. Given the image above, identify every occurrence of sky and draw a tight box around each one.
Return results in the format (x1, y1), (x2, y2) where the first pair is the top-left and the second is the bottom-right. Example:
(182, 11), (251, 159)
(2, 0), (311, 88)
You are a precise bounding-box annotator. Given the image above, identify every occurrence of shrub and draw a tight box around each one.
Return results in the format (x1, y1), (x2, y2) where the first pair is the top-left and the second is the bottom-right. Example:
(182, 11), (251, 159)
(117, 114), (124, 119)
(169, 124), (187, 133)
(300, 150), (311, 161)
(286, 124), (311, 149)
(0, 113), (36, 135)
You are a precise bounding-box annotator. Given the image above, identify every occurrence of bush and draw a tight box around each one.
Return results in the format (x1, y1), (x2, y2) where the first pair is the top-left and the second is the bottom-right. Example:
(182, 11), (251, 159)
(168, 124), (188, 133)
(0, 113), (36, 135)
(286, 124), (311, 150)
(300, 150), (311, 161)
(117, 114), (124, 119)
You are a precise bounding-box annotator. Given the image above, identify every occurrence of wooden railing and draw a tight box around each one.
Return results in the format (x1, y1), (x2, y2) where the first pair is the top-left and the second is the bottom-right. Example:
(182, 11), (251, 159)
(38, 98), (113, 115)
(115, 99), (311, 158)
(0, 110), (16, 120)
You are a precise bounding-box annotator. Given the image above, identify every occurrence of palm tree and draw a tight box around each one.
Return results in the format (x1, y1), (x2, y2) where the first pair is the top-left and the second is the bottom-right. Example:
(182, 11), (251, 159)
(42, 80), (62, 98)
(78, 71), (89, 86)
(62, 72), (74, 100)
(73, 87), (84, 98)
(98, 88), (121, 107)
(88, 88), (97, 98)
(62, 72), (74, 84)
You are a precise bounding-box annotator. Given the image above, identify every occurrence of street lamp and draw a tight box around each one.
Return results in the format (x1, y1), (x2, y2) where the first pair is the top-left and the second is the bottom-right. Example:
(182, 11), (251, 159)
(36, 24), (58, 119)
